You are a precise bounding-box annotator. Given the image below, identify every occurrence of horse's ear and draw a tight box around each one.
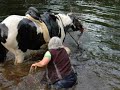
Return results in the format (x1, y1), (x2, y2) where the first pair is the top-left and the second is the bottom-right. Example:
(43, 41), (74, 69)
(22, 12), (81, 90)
(67, 13), (73, 16)
(67, 13), (74, 19)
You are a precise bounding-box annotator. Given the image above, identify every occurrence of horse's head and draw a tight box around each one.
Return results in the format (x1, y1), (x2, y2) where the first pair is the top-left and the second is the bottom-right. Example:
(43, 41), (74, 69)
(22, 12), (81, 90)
(56, 13), (84, 34)
(68, 14), (84, 34)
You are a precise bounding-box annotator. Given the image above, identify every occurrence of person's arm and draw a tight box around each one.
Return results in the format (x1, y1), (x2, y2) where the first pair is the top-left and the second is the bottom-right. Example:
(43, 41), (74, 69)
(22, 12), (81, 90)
(31, 51), (51, 67)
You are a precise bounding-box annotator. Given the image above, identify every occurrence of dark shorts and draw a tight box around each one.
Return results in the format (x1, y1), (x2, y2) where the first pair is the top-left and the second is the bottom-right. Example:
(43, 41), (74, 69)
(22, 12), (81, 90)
(52, 72), (77, 89)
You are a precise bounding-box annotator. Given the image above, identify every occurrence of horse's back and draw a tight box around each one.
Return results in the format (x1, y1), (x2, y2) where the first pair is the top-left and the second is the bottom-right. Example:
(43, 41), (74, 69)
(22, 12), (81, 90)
(2, 15), (24, 27)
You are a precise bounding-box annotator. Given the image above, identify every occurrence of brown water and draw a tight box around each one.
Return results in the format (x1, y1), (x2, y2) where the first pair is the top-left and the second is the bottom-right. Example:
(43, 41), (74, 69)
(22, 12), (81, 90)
(0, 0), (120, 90)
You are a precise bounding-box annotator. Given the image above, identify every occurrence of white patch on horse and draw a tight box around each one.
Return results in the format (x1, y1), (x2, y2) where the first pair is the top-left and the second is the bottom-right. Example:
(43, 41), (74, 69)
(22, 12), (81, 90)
(56, 14), (73, 42)
(57, 14), (73, 27)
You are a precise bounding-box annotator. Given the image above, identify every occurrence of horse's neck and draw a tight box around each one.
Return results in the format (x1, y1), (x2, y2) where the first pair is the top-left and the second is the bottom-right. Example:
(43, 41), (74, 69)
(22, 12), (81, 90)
(57, 14), (72, 27)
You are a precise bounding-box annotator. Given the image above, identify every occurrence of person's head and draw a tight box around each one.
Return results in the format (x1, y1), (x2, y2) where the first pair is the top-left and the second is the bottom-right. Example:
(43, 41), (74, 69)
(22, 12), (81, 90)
(48, 37), (63, 49)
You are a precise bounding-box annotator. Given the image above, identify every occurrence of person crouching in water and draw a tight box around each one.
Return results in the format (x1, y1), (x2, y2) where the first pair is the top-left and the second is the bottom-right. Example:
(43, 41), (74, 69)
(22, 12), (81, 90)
(31, 36), (77, 89)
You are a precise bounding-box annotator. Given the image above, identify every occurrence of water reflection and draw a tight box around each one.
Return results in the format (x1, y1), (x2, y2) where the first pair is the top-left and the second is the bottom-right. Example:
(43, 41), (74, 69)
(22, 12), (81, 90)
(2, 60), (31, 83)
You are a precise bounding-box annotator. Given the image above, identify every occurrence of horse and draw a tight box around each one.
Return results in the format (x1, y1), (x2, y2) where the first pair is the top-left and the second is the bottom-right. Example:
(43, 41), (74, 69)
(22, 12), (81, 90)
(0, 7), (84, 65)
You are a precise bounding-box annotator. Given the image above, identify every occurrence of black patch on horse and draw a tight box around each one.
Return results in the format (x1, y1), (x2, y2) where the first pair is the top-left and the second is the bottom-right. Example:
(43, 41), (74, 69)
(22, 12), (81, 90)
(41, 11), (61, 38)
(17, 18), (46, 52)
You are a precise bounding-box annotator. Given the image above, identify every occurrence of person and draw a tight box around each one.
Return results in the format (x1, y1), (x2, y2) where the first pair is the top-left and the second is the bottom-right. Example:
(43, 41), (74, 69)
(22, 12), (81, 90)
(31, 36), (77, 90)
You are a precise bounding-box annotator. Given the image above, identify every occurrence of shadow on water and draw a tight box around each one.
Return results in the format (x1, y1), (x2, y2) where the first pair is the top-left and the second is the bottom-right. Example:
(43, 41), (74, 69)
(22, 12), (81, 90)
(0, 52), (46, 90)
(0, 0), (120, 90)
(0, 49), (46, 90)
(0, 59), (30, 89)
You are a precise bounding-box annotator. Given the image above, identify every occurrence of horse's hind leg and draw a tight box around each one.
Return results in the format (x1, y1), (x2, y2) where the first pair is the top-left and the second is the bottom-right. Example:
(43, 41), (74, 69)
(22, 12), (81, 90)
(0, 43), (7, 63)
(14, 49), (25, 65)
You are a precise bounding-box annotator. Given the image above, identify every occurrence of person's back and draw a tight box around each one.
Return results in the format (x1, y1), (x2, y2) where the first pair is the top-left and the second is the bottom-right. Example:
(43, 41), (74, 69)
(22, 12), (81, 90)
(47, 48), (73, 84)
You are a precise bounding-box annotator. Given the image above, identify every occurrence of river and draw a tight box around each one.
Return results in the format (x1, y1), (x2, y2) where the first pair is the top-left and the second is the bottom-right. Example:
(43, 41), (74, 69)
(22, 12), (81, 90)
(0, 0), (120, 90)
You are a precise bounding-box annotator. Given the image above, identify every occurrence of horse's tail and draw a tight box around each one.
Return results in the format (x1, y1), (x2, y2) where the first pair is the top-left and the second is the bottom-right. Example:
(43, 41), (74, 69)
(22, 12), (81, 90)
(0, 23), (8, 63)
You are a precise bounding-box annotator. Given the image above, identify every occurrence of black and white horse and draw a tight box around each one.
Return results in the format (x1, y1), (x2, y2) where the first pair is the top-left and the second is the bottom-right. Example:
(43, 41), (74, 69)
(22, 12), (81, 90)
(0, 7), (84, 64)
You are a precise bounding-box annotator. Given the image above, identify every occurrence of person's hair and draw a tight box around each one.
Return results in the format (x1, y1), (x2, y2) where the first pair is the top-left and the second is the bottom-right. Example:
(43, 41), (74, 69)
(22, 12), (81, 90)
(48, 37), (64, 49)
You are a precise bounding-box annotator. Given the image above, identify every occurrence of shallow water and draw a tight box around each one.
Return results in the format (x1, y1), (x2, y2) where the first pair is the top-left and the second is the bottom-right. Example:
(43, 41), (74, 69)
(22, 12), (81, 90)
(0, 0), (120, 90)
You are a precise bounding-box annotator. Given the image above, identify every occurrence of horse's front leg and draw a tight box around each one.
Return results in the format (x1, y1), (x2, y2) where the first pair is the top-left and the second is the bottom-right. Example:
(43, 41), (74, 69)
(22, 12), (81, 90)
(14, 50), (25, 65)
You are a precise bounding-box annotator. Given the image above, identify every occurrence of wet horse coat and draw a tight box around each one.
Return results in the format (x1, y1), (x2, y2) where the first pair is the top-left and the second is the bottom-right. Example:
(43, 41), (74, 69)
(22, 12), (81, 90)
(0, 11), (84, 64)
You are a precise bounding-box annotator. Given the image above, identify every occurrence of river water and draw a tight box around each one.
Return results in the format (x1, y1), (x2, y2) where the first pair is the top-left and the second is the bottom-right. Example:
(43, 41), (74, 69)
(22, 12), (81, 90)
(0, 0), (120, 90)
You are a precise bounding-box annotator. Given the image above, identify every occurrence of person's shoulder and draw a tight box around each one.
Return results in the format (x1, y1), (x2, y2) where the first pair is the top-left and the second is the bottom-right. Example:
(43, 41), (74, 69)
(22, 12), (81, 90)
(44, 51), (51, 60)
(45, 51), (51, 55)
(63, 46), (71, 55)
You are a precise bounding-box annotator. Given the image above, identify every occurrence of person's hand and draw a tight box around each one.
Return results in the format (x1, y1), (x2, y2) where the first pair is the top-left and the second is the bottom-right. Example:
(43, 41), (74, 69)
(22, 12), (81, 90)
(31, 63), (38, 70)
(29, 63), (38, 73)
(31, 63), (37, 67)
